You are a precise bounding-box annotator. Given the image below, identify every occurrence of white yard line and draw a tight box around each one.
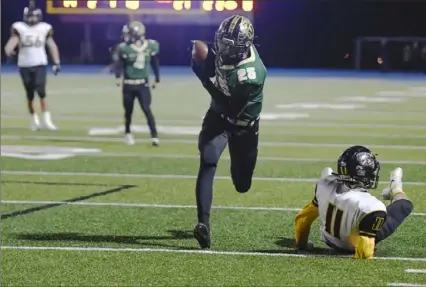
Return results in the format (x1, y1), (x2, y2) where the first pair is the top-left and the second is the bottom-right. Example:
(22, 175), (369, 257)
(2, 170), (426, 186)
(405, 269), (426, 274)
(3, 135), (426, 150)
(2, 115), (426, 129)
(78, 153), (426, 165)
(388, 283), (426, 287)
(1, 124), (426, 139)
(2, 200), (425, 216)
(2, 147), (425, 165)
(4, 124), (426, 139)
(1, 245), (426, 262)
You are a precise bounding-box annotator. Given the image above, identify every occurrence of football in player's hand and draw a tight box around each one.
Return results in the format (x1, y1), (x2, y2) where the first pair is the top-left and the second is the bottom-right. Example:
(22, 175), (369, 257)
(191, 40), (208, 65)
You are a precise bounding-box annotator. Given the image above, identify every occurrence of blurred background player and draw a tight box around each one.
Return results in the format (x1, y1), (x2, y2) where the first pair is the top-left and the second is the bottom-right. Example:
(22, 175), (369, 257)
(294, 145), (413, 259)
(191, 15), (267, 248)
(4, 1), (61, 131)
(111, 21), (160, 146)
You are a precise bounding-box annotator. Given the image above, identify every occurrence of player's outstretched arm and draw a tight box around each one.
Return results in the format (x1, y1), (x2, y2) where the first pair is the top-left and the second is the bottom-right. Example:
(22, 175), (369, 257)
(4, 28), (20, 57)
(352, 210), (387, 259)
(294, 198), (319, 249)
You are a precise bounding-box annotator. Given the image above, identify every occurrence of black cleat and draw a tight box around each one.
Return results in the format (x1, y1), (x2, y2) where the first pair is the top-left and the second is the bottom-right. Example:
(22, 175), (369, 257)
(193, 223), (211, 249)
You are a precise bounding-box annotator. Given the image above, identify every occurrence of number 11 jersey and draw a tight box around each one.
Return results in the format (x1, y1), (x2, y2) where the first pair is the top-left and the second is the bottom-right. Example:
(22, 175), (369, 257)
(314, 174), (387, 251)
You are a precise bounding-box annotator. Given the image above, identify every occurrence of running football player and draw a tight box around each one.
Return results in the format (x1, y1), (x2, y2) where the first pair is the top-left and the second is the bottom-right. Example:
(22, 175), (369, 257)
(112, 21), (160, 146)
(4, 2), (60, 131)
(191, 15), (267, 249)
(294, 145), (413, 259)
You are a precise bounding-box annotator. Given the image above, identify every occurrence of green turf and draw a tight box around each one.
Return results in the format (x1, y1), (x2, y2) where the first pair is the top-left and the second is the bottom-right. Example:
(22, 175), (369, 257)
(1, 73), (426, 286)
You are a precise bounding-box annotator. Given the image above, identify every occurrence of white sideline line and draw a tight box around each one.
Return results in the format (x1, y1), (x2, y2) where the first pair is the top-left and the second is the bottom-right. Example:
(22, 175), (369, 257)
(405, 269), (426, 274)
(2, 115), (426, 129)
(2, 200), (425, 216)
(3, 170), (426, 186)
(2, 245), (426, 262)
(388, 283), (426, 287)
(3, 135), (426, 150)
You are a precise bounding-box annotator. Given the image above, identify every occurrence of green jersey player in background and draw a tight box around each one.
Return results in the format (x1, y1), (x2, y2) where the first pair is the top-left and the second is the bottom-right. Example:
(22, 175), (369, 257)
(191, 15), (267, 248)
(112, 21), (160, 146)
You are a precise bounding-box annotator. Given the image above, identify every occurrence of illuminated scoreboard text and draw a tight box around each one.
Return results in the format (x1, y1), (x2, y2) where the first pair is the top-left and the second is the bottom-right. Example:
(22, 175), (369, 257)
(47, 0), (254, 14)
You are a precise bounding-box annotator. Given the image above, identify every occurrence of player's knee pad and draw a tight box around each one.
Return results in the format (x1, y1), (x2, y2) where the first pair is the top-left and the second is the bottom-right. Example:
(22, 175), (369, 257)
(24, 85), (35, 101)
(35, 85), (46, 99)
(123, 105), (133, 116)
(199, 149), (220, 167)
(230, 163), (254, 193)
(233, 180), (251, 193)
(397, 199), (413, 217)
(232, 175), (252, 193)
(141, 106), (152, 116)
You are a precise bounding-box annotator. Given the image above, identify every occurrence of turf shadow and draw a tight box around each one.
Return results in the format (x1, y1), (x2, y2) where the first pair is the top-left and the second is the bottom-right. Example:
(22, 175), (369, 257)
(13, 229), (198, 250)
(250, 237), (338, 255)
(1, 184), (136, 220)
(1, 180), (111, 187)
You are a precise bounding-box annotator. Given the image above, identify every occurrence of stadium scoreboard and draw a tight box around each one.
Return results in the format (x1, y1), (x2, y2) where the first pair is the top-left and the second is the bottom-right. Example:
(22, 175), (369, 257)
(46, 0), (254, 14)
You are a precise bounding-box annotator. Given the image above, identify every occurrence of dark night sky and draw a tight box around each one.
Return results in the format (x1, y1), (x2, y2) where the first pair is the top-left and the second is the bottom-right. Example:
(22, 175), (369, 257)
(2, 0), (426, 68)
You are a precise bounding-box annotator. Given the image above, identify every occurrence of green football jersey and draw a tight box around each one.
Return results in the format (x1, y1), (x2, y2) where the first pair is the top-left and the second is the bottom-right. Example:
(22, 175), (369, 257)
(213, 45), (267, 121)
(117, 39), (159, 80)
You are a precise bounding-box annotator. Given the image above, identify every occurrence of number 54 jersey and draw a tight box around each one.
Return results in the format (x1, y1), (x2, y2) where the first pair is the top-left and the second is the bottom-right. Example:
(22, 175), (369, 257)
(315, 174), (387, 251)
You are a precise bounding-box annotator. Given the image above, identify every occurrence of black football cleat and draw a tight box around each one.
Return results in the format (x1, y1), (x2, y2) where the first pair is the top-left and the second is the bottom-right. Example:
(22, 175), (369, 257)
(193, 223), (211, 249)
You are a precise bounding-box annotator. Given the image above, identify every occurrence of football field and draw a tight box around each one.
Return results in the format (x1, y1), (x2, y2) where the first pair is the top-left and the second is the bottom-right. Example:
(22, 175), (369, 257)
(1, 67), (426, 286)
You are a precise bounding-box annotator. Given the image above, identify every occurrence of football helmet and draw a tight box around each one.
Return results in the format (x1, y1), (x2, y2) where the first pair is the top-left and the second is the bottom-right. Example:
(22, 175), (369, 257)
(337, 145), (380, 189)
(24, 7), (42, 25)
(215, 15), (254, 64)
(124, 21), (146, 43)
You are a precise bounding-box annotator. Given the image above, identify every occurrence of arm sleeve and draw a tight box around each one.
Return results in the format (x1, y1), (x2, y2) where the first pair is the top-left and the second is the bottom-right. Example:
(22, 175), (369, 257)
(11, 27), (19, 37)
(227, 83), (259, 118)
(150, 40), (159, 56)
(203, 81), (231, 108)
(112, 45), (124, 79)
(353, 210), (387, 259)
(204, 44), (216, 78)
(149, 41), (160, 82)
(47, 28), (53, 38)
(150, 55), (160, 82)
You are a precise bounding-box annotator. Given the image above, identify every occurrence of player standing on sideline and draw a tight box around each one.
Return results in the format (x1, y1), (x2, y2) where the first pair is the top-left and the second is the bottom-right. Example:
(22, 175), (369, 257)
(112, 21), (160, 146)
(4, 1), (61, 131)
(191, 15), (267, 248)
(294, 145), (413, 259)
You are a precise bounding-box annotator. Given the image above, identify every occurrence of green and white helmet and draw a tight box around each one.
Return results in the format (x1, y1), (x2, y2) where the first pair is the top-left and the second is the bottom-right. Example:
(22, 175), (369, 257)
(215, 15), (254, 64)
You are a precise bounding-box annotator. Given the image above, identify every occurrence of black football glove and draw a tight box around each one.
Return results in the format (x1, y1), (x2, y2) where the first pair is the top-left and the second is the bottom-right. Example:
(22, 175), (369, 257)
(152, 79), (160, 89)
